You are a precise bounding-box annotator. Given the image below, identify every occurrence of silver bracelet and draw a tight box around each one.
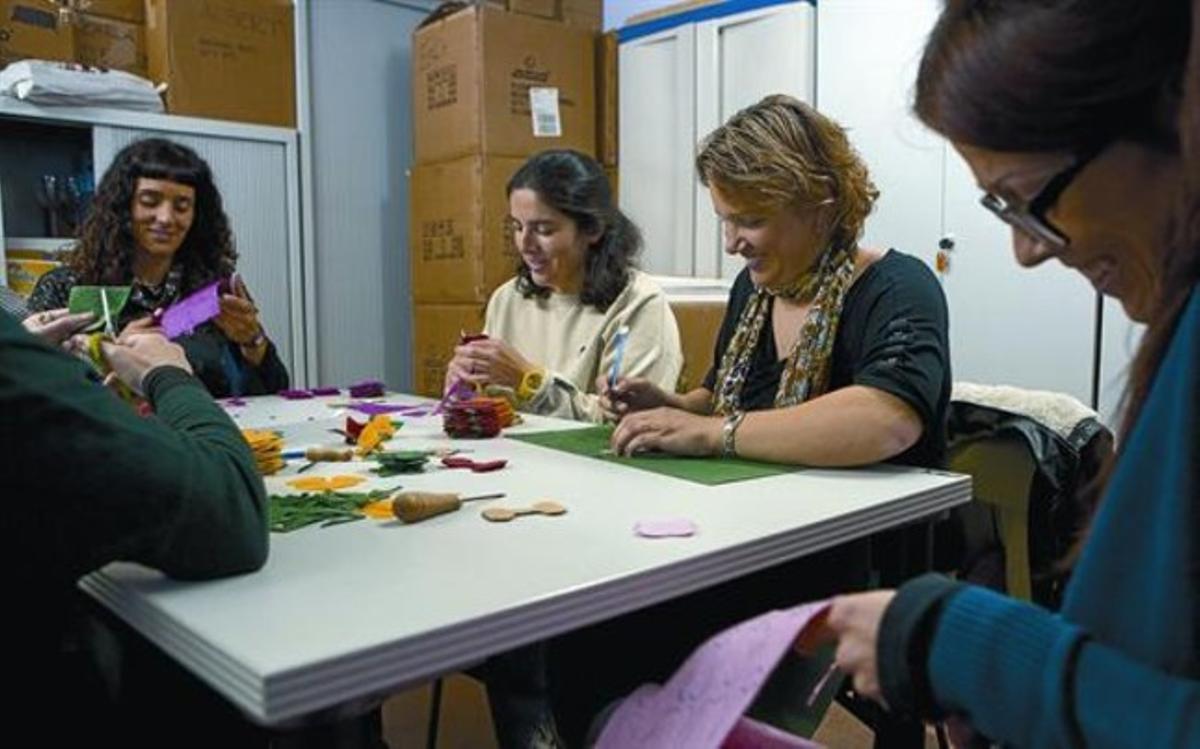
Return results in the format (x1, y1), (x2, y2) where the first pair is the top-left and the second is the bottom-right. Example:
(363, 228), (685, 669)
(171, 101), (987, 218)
(722, 411), (746, 458)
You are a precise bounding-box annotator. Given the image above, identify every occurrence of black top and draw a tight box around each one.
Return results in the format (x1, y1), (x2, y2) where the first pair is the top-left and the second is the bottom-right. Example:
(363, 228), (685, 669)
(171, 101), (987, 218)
(28, 266), (289, 398)
(703, 250), (950, 467)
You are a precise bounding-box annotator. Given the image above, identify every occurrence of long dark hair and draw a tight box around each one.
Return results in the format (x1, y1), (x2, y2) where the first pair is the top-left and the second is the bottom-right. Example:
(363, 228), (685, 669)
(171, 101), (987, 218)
(507, 149), (641, 312)
(69, 138), (236, 292)
(916, 0), (1199, 463)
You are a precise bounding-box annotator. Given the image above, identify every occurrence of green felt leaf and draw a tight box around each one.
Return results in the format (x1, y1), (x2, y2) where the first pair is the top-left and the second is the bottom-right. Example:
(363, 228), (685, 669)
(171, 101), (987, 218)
(68, 286), (132, 332)
(509, 426), (799, 486)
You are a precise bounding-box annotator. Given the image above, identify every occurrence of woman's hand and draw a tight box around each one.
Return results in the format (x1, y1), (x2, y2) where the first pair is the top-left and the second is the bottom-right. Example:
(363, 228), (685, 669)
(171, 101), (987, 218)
(609, 407), (722, 457)
(825, 591), (895, 705)
(450, 337), (535, 390)
(596, 375), (676, 421)
(215, 275), (268, 365)
(23, 308), (94, 345)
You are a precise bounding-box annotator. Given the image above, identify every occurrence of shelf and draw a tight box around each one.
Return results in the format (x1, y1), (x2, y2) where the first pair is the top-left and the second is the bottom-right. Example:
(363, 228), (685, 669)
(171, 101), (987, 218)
(5, 237), (74, 254)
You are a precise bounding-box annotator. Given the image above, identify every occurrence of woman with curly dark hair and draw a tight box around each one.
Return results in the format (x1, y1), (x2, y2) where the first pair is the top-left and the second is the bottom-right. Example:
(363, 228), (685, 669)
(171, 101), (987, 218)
(446, 149), (681, 422)
(27, 137), (289, 397)
(606, 95), (950, 470)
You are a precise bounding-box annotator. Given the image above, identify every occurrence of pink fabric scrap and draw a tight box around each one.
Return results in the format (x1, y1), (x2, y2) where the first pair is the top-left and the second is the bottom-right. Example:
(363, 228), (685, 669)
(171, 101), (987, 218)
(634, 518), (698, 538)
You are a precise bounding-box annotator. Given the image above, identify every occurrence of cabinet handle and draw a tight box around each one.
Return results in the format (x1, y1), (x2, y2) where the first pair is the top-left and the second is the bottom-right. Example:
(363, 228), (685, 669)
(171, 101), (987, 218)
(938, 234), (956, 251)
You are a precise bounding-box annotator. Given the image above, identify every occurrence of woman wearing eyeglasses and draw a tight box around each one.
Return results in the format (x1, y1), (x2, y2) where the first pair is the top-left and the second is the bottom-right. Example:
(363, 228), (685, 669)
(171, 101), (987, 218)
(602, 95), (952, 472)
(824, 3), (1199, 746)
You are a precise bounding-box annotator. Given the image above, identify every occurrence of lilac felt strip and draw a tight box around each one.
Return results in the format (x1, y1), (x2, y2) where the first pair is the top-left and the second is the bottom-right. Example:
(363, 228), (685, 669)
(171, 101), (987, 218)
(161, 281), (221, 339)
(278, 389), (315, 400)
(594, 601), (831, 749)
(348, 402), (433, 417)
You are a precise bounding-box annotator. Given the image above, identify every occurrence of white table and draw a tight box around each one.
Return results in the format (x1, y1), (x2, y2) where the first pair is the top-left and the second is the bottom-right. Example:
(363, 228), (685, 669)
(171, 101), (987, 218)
(81, 394), (971, 727)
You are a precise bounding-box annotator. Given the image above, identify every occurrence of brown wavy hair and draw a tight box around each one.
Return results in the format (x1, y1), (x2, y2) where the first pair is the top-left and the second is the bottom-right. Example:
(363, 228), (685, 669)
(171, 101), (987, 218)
(695, 94), (879, 251)
(68, 138), (237, 292)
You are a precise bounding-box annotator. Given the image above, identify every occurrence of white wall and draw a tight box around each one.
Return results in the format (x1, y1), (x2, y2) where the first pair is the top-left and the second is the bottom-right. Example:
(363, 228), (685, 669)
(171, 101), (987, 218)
(305, 0), (436, 389)
(605, 0), (683, 29)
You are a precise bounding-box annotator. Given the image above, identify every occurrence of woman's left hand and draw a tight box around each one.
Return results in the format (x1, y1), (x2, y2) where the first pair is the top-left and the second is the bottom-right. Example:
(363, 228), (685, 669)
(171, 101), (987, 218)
(825, 591), (895, 705)
(610, 407), (722, 457)
(215, 275), (267, 365)
(453, 337), (534, 390)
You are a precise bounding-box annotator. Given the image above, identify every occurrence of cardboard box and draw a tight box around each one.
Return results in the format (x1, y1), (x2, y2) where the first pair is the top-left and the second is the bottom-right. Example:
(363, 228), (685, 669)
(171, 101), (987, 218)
(596, 31), (617, 166)
(505, 0), (558, 21)
(412, 5), (595, 163)
(412, 302), (487, 397)
(561, 0), (601, 31)
(74, 12), (146, 76)
(83, 0), (146, 23)
(410, 154), (526, 303)
(0, 1), (74, 66)
(669, 299), (727, 393)
(146, 0), (295, 127)
(604, 165), (617, 203)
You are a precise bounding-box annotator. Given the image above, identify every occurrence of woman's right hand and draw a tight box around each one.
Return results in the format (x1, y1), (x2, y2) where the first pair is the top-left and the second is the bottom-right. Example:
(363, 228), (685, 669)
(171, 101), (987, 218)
(596, 376), (676, 420)
(22, 308), (94, 345)
(101, 318), (193, 393)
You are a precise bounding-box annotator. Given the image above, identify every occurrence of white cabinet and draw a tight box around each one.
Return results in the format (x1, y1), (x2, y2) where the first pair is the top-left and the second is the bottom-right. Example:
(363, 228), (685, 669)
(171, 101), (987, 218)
(816, 0), (1102, 409)
(619, 0), (815, 277)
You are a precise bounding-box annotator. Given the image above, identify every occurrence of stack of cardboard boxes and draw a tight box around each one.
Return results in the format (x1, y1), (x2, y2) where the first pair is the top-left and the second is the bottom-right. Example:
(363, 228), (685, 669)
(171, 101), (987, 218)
(0, 0), (295, 127)
(409, 2), (603, 396)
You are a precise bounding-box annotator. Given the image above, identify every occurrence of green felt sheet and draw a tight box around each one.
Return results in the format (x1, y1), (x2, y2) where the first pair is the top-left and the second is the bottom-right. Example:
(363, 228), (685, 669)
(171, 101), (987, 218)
(509, 425), (799, 485)
(68, 286), (132, 332)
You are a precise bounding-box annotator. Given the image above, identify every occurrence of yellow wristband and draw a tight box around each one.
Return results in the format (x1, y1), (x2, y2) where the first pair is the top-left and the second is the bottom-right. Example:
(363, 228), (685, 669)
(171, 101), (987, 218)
(516, 368), (547, 403)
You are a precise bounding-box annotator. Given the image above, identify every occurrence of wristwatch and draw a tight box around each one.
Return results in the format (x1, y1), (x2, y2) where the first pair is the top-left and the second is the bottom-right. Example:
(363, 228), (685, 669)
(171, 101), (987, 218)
(516, 368), (547, 403)
(722, 410), (746, 458)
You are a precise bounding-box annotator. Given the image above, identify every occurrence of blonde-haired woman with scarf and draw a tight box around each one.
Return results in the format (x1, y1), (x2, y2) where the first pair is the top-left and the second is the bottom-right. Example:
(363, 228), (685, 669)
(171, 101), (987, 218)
(606, 94), (950, 470)
(547, 96), (952, 747)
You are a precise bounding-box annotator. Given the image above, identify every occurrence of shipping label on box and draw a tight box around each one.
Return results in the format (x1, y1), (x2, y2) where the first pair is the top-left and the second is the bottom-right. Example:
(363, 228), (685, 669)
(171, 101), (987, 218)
(410, 155), (525, 304)
(413, 6), (595, 163)
(412, 302), (487, 397)
(0, 1), (74, 66)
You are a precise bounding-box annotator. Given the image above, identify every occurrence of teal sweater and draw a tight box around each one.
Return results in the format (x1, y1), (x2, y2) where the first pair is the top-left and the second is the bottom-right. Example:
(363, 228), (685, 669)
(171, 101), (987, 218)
(883, 287), (1199, 747)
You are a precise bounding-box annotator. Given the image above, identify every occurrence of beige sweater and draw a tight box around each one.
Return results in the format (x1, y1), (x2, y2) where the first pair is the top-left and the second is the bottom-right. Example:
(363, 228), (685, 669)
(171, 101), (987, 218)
(484, 270), (683, 422)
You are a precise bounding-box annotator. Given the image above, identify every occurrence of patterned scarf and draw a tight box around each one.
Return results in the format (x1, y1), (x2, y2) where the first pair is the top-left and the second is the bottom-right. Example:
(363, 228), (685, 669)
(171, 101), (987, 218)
(711, 244), (856, 415)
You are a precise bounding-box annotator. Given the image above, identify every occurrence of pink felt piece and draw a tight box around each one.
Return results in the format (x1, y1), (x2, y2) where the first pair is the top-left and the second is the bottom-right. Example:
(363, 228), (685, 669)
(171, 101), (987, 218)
(634, 518), (698, 538)
(161, 281), (221, 339)
(594, 601), (831, 749)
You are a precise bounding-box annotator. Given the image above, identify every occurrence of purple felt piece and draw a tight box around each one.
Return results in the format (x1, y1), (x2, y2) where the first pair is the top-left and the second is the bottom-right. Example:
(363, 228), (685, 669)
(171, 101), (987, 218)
(310, 386), (341, 396)
(223, 397), (248, 407)
(594, 601), (830, 749)
(278, 389), (315, 400)
(634, 518), (698, 538)
(348, 379), (385, 398)
(161, 281), (221, 339)
(349, 403), (410, 416)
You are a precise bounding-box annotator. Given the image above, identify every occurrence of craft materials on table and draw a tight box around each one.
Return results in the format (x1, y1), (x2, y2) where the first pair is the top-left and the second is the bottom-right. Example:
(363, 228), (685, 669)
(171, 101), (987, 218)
(511, 427), (800, 486)
(634, 518), (698, 538)
(390, 491), (506, 523)
(283, 446), (354, 473)
(441, 456), (507, 472)
(442, 396), (516, 438)
(68, 285), (131, 333)
(481, 500), (567, 523)
(354, 414), (398, 455)
(287, 475), (366, 492)
(279, 386), (343, 400)
(268, 485), (400, 533)
(372, 450), (431, 476)
(594, 601), (831, 749)
(241, 429), (285, 475)
(158, 280), (220, 339)
(348, 379), (386, 398)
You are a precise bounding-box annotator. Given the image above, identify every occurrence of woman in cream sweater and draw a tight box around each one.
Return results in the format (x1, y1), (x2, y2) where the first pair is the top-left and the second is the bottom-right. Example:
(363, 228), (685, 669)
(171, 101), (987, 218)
(445, 148), (682, 422)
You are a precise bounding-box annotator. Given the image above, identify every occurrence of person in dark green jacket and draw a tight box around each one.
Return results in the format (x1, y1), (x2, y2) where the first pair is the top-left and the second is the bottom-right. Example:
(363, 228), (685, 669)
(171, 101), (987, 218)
(1, 308), (269, 744)
(824, 2), (1199, 746)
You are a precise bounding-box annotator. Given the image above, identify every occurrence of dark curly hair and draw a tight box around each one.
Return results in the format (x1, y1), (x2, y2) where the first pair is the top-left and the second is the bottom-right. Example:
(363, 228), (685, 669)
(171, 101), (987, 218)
(507, 149), (640, 312)
(68, 138), (236, 292)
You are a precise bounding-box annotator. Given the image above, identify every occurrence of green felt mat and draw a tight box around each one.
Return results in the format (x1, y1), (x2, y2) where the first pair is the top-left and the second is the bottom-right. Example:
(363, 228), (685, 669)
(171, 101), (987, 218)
(509, 425), (798, 485)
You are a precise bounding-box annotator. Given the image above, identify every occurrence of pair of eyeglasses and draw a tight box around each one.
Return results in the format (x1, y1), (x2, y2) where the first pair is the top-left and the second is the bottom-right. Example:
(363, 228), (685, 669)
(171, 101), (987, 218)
(978, 143), (1106, 249)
